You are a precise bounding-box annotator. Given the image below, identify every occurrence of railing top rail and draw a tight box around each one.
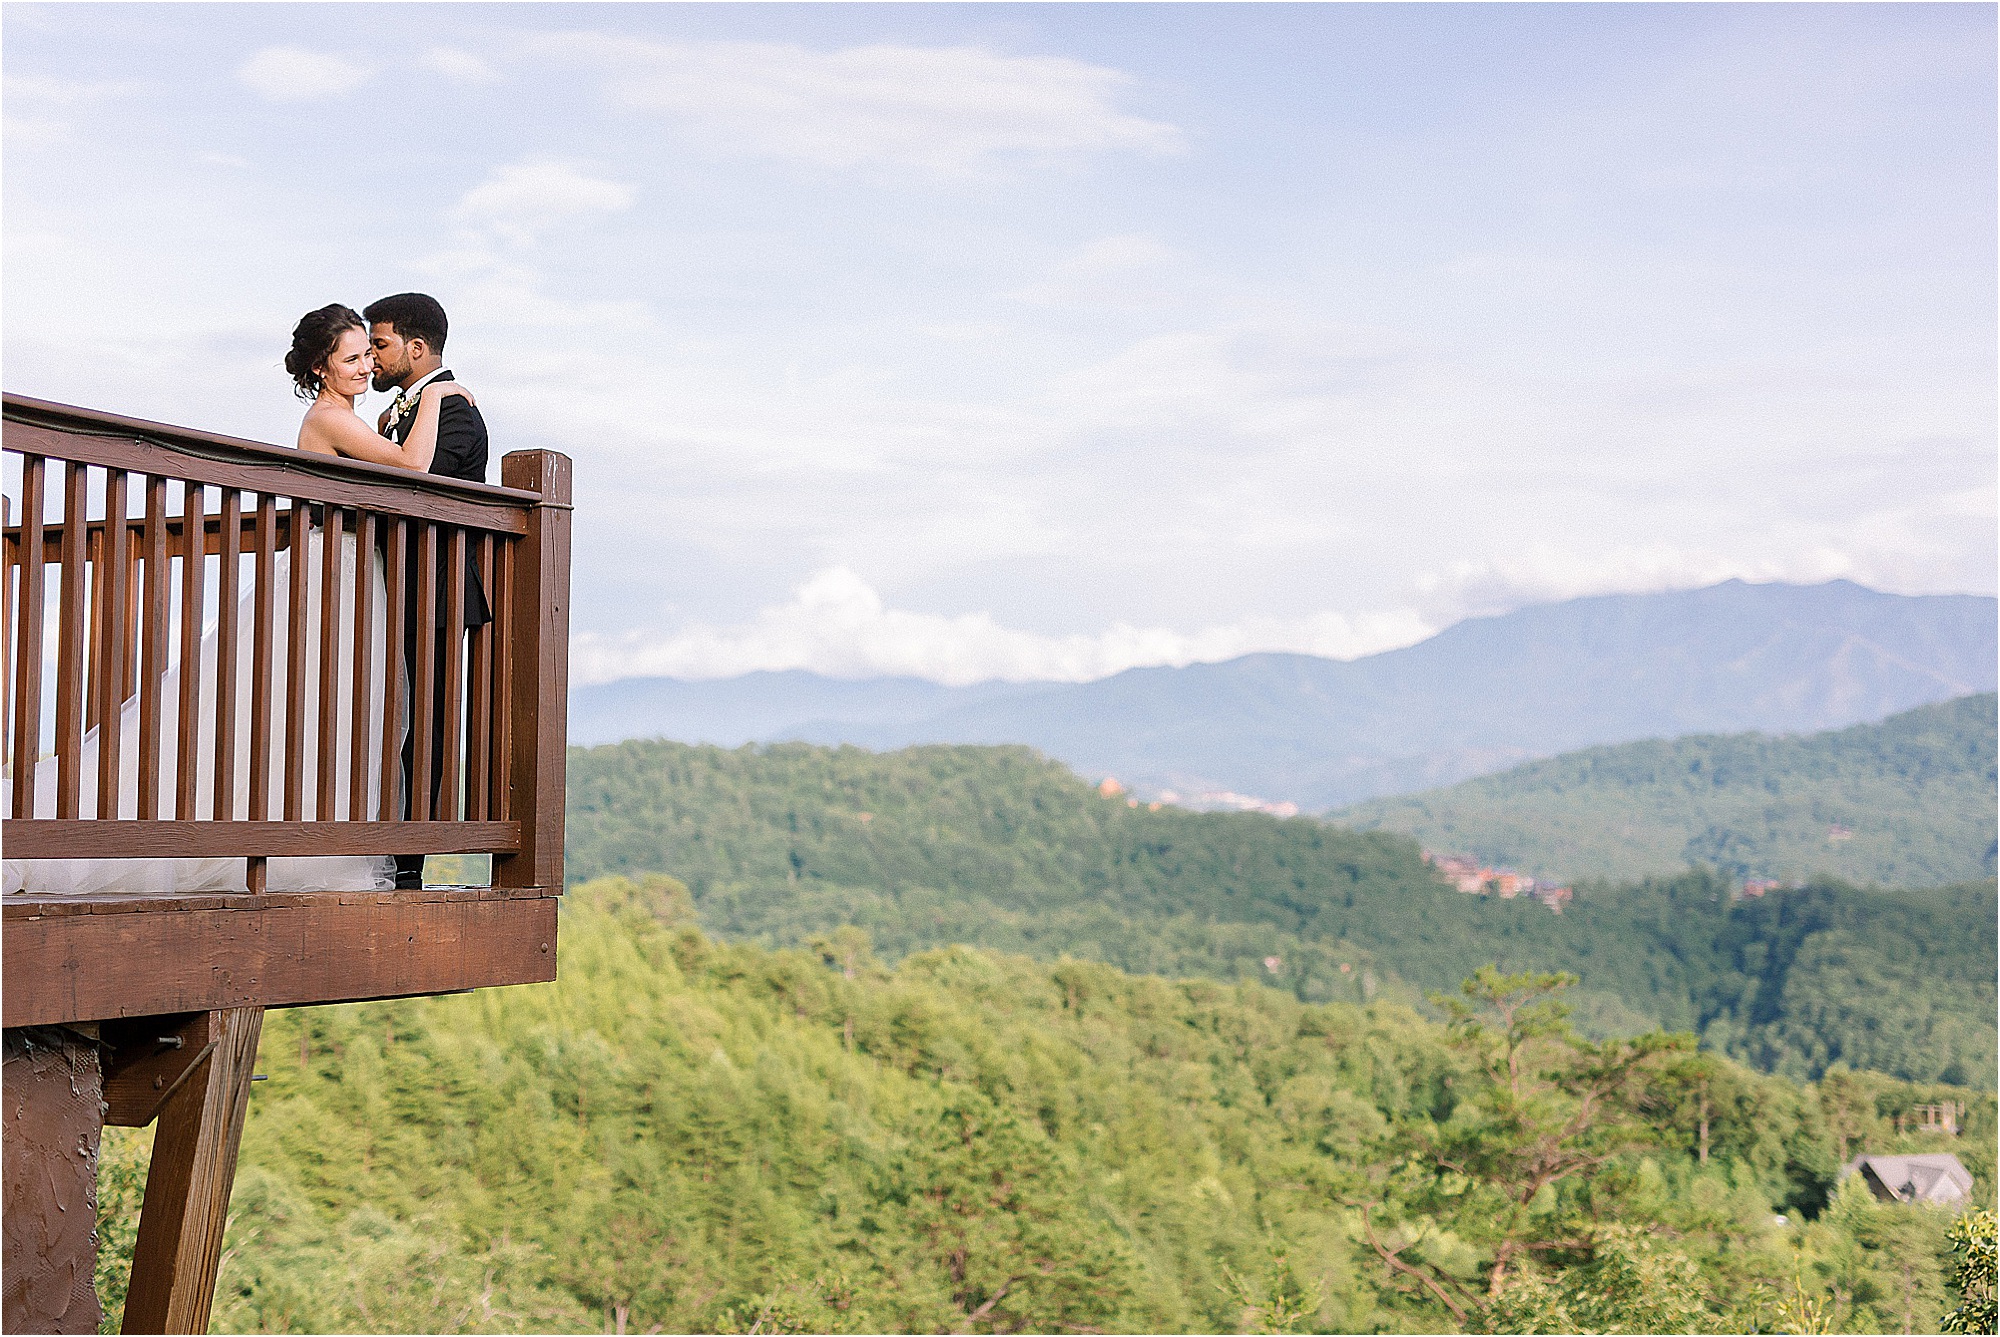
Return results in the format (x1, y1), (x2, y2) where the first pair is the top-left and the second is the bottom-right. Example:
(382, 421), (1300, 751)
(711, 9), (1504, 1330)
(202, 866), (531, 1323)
(3, 394), (548, 529)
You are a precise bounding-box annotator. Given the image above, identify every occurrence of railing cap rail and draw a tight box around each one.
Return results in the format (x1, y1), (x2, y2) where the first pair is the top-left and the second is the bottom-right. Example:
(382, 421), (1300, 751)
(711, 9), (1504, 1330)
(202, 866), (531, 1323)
(3, 393), (554, 509)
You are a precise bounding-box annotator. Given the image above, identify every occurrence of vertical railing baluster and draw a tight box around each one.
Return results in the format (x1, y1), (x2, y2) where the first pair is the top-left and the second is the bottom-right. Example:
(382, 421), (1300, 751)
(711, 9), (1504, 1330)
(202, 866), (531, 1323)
(465, 532), (494, 821)
(248, 494), (277, 821)
(314, 507), (344, 821)
(379, 517), (408, 822)
(137, 475), (168, 819)
(9, 458), (46, 818)
(347, 510), (376, 821)
(53, 462), (88, 819)
(96, 469), (130, 819)
(121, 522), (141, 705)
(175, 482), (207, 820)
(412, 523), (438, 822)
(489, 534), (514, 823)
(85, 521), (105, 735)
(283, 499), (310, 821)
(440, 527), (467, 820)
(212, 487), (242, 820)
(1, 496), (12, 772)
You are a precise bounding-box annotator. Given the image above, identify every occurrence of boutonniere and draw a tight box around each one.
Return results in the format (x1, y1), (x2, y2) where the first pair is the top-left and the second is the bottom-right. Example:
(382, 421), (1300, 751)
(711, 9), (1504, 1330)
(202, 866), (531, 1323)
(390, 392), (419, 425)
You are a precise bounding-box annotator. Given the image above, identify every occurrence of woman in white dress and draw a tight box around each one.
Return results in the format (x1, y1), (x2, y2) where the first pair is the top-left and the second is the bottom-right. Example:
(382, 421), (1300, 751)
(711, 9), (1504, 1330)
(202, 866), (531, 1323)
(1, 305), (474, 895)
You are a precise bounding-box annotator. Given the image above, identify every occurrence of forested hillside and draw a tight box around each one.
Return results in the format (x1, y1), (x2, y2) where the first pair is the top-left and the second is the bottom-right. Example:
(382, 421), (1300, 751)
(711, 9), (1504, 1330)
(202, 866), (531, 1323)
(564, 739), (1998, 1086)
(96, 878), (1998, 1334)
(1333, 694), (1998, 886)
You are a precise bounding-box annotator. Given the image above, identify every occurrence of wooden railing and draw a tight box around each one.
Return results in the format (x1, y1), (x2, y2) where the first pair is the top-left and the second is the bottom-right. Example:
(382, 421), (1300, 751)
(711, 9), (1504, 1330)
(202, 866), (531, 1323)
(1, 394), (570, 890)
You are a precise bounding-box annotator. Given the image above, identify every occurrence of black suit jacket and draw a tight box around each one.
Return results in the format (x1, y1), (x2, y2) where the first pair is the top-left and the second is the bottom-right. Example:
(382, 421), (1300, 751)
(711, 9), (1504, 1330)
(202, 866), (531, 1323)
(387, 371), (493, 628)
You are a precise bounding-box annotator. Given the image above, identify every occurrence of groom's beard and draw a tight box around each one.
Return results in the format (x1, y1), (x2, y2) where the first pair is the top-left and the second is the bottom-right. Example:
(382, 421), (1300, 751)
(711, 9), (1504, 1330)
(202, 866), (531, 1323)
(371, 370), (400, 393)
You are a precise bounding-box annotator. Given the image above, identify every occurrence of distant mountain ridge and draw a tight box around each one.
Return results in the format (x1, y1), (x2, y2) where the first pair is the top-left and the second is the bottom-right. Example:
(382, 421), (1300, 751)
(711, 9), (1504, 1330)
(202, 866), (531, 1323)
(1332, 694), (1999, 888)
(569, 580), (1998, 808)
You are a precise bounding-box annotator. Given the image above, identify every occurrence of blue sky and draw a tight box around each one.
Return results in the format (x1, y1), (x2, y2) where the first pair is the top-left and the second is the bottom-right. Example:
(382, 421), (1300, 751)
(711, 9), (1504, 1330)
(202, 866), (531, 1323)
(5, 3), (1994, 685)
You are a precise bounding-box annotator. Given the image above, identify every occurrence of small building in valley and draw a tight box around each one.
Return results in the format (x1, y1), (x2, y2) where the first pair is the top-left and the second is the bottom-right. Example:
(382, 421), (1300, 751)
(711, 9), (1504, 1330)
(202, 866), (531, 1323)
(1841, 1153), (1975, 1206)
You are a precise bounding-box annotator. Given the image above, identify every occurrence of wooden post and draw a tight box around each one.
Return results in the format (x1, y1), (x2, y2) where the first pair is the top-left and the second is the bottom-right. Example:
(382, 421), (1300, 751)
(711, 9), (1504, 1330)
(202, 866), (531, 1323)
(121, 1006), (264, 1335)
(493, 450), (570, 890)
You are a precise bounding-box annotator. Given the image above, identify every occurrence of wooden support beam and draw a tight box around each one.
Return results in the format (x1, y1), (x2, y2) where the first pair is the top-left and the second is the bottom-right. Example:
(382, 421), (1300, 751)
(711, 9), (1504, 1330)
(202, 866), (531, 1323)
(121, 1006), (263, 1336)
(4, 890), (559, 1027)
(101, 1012), (218, 1128)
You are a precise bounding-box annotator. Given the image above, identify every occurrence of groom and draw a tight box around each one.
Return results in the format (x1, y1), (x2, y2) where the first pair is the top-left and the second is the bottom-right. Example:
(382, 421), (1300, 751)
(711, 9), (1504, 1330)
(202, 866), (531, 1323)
(366, 292), (493, 889)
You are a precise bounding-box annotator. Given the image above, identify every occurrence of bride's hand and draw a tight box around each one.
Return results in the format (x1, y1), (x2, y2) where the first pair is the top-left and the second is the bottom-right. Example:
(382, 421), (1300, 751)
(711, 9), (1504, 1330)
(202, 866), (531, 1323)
(420, 381), (476, 408)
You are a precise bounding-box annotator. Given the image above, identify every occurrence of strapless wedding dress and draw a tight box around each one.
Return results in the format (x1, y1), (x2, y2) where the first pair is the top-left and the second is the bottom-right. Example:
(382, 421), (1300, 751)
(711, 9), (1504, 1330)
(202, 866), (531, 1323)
(3, 524), (397, 895)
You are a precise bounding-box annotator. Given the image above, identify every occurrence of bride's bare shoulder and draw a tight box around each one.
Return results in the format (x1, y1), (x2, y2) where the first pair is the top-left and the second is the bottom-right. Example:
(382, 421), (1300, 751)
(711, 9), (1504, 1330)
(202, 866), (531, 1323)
(296, 404), (367, 456)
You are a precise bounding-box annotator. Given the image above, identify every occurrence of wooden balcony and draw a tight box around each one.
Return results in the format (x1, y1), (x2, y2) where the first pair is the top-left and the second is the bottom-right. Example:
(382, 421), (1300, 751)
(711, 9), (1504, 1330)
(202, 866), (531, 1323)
(1, 393), (573, 1332)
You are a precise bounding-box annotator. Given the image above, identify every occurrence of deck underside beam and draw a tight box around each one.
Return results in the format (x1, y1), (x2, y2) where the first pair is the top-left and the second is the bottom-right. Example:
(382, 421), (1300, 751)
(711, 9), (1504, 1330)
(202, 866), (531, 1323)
(3, 887), (558, 1027)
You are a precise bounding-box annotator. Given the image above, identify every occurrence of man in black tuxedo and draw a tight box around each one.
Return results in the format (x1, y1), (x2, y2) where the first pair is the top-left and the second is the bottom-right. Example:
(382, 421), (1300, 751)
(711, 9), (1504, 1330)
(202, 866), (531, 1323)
(366, 292), (492, 889)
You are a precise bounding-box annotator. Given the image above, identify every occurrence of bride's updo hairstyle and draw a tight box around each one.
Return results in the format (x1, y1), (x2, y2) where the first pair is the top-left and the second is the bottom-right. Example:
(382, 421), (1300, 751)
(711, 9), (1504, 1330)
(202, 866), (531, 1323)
(285, 304), (365, 400)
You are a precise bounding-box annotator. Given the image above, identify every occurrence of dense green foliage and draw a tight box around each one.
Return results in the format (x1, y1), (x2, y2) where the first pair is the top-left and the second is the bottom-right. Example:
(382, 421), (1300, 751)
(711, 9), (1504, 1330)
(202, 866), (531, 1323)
(1332, 694), (1998, 887)
(1941, 1209), (1997, 1334)
(563, 738), (1998, 1085)
(95, 879), (1997, 1334)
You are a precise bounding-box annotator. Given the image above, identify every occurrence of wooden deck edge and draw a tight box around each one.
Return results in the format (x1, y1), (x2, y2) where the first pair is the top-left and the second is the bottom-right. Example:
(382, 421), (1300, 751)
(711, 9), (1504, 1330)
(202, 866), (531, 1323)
(3, 895), (559, 1027)
(3, 884), (560, 920)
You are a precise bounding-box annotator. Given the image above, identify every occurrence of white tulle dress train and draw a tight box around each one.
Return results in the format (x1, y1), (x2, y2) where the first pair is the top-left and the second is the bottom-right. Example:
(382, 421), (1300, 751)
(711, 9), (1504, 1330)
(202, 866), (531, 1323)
(3, 525), (398, 894)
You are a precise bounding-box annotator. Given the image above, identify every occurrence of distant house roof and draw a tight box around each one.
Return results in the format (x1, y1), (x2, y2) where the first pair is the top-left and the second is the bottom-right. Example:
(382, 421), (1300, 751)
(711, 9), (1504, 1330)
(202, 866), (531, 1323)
(1841, 1153), (1975, 1205)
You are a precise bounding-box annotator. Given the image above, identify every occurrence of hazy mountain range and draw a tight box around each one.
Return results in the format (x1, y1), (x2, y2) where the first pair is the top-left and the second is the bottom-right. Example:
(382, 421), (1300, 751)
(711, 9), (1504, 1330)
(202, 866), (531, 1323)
(570, 579), (1999, 809)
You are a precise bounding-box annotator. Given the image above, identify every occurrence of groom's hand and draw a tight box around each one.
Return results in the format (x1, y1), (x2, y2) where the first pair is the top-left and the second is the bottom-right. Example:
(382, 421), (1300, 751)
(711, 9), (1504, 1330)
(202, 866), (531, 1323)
(376, 405), (393, 433)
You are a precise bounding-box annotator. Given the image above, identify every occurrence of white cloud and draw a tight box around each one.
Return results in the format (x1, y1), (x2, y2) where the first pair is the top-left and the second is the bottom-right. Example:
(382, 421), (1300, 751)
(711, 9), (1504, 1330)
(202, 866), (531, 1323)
(236, 47), (371, 102)
(421, 47), (500, 84)
(1009, 233), (1195, 308)
(453, 159), (634, 244)
(1409, 545), (1869, 625)
(547, 34), (1183, 173)
(569, 567), (1436, 686)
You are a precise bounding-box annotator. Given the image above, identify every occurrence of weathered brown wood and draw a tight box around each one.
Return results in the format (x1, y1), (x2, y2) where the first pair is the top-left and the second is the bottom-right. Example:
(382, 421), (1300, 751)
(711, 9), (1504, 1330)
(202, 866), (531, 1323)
(101, 1012), (217, 1128)
(137, 475), (169, 819)
(348, 510), (376, 820)
(489, 535), (514, 821)
(3, 883), (555, 919)
(245, 855), (267, 895)
(441, 526), (467, 819)
(53, 461), (88, 819)
(3, 818), (519, 859)
(5, 897), (559, 1027)
(314, 508), (343, 820)
(211, 487), (242, 820)
(174, 482), (207, 820)
(494, 451), (572, 888)
(248, 493), (277, 820)
(11, 456), (47, 817)
(465, 533), (494, 820)
(121, 534), (141, 704)
(121, 1005), (263, 1335)
(5, 510), (334, 564)
(3, 415), (534, 534)
(1, 495), (12, 765)
(282, 500), (310, 820)
(412, 522), (439, 821)
(95, 469), (131, 816)
(380, 518), (408, 818)
(86, 522), (106, 734)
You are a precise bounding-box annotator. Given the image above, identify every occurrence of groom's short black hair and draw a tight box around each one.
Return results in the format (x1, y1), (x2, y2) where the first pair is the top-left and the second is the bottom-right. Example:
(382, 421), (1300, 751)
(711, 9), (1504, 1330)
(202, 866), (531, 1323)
(363, 293), (448, 353)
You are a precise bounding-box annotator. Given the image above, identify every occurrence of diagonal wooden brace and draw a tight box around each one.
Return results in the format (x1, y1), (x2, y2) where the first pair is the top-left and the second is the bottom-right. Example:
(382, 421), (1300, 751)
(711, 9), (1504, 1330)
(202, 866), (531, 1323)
(120, 1006), (263, 1335)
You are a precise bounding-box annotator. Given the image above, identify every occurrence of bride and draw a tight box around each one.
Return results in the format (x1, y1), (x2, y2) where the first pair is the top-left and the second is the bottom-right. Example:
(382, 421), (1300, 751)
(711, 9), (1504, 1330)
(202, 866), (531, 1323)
(1, 304), (473, 895)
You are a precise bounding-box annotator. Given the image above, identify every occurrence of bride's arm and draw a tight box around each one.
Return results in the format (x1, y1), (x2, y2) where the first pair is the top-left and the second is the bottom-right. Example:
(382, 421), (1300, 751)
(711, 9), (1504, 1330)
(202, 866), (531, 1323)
(395, 381), (477, 473)
(298, 384), (472, 471)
